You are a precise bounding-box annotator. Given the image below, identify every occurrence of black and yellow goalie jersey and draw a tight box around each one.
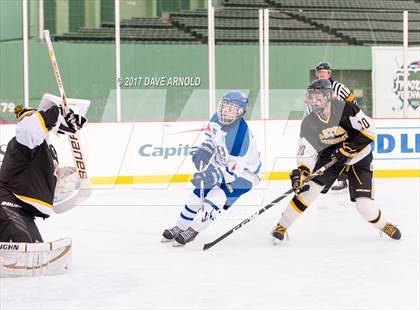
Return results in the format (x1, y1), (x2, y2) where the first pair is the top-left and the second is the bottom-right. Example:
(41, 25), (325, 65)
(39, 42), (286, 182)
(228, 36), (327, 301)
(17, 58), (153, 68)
(0, 106), (60, 218)
(297, 99), (375, 172)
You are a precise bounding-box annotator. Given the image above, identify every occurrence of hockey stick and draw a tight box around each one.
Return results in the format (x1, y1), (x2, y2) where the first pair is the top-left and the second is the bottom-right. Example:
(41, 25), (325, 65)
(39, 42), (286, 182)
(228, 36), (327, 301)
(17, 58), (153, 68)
(194, 159), (337, 251)
(43, 30), (91, 213)
(43, 30), (88, 180)
(199, 161), (205, 219)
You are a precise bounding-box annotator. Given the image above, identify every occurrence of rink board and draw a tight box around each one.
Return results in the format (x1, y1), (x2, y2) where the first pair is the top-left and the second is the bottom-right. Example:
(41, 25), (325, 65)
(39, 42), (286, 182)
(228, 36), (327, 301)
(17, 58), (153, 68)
(1, 119), (419, 184)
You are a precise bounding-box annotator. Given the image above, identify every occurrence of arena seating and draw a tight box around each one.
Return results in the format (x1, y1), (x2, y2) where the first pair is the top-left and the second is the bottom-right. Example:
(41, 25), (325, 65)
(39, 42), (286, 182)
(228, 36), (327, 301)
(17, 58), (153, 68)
(223, 0), (270, 7)
(289, 11), (420, 21)
(270, 0), (420, 11)
(54, 0), (420, 46)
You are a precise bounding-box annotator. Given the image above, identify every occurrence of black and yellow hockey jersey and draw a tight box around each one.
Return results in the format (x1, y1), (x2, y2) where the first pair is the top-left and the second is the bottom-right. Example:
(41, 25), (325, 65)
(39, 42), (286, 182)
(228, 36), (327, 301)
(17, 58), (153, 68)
(297, 99), (375, 171)
(0, 106), (60, 218)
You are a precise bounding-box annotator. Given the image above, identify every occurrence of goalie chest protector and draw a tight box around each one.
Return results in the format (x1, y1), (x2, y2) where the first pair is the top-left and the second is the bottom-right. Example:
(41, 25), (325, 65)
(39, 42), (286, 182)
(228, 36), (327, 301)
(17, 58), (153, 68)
(0, 138), (57, 218)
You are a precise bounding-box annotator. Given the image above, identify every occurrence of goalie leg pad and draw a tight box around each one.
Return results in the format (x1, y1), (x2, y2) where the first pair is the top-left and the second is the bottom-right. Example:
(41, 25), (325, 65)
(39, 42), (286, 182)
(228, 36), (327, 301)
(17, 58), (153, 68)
(0, 238), (72, 277)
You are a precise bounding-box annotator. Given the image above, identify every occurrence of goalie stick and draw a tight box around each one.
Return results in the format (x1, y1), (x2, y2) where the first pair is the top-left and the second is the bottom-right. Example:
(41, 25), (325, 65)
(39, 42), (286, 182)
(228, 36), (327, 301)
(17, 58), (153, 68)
(43, 30), (91, 213)
(43, 30), (88, 180)
(190, 159), (337, 251)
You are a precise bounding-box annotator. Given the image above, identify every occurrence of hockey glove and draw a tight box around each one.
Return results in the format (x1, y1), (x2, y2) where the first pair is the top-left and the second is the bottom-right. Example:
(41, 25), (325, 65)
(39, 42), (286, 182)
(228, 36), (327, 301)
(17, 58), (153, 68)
(290, 165), (311, 192)
(332, 142), (358, 165)
(58, 107), (87, 135)
(191, 164), (220, 189)
(192, 142), (215, 170)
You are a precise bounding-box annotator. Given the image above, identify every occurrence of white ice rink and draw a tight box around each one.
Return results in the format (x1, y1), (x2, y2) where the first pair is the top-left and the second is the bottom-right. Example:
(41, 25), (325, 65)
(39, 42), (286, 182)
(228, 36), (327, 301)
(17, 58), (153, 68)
(1, 178), (419, 310)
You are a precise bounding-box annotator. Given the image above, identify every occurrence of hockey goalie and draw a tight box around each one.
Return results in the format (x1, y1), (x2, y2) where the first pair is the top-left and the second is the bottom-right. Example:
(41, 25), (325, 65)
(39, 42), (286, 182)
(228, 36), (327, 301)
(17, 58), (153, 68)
(0, 93), (88, 277)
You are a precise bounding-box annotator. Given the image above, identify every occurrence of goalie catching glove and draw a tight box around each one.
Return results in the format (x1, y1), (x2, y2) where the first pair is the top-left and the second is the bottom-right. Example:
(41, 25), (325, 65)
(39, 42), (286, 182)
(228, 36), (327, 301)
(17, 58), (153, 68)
(332, 142), (359, 165)
(57, 107), (87, 135)
(290, 165), (311, 192)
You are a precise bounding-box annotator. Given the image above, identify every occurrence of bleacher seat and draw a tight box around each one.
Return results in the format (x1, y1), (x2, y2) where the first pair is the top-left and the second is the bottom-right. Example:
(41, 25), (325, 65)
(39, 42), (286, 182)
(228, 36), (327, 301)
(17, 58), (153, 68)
(271, 0), (420, 11)
(338, 30), (420, 45)
(288, 11), (420, 22)
(223, 0), (269, 8)
(56, 27), (197, 42)
(191, 28), (344, 43)
(313, 20), (420, 32)
(54, 0), (420, 46)
(171, 16), (315, 30)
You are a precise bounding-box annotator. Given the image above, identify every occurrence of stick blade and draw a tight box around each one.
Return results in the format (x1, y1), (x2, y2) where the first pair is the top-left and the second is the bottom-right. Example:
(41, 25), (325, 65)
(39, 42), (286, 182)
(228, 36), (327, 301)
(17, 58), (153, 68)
(183, 242), (205, 251)
(53, 180), (92, 214)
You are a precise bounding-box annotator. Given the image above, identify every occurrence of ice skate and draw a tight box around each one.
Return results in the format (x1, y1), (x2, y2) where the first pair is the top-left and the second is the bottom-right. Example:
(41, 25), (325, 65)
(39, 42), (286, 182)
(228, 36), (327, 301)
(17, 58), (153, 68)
(380, 222), (401, 240)
(173, 227), (199, 246)
(161, 226), (183, 242)
(331, 179), (348, 191)
(271, 223), (288, 245)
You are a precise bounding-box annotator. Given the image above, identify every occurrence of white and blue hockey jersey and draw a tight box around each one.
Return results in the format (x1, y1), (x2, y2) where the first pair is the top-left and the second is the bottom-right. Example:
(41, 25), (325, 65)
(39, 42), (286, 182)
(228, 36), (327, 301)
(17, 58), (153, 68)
(203, 114), (261, 184)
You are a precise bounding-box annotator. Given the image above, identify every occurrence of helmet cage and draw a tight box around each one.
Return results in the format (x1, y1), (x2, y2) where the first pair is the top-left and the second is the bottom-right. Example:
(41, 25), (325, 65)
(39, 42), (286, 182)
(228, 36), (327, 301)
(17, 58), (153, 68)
(306, 89), (332, 114)
(217, 99), (245, 125)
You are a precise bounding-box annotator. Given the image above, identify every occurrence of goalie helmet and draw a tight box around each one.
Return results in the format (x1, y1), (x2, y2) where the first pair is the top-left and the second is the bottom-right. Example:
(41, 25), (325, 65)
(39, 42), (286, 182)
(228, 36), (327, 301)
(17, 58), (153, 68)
(217, 91), (248, 125)
(14, 105), (36, 121)
(306, 79), (334, 114)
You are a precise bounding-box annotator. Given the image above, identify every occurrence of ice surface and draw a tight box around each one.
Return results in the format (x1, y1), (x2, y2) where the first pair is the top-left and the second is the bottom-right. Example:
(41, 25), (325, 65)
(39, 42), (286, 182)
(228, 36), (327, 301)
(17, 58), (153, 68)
(1, 178), (419, 310)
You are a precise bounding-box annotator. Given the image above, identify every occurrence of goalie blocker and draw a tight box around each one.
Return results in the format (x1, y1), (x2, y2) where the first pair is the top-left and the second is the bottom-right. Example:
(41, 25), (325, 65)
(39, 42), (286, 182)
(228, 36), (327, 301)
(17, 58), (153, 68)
(0, 238), (72, 277)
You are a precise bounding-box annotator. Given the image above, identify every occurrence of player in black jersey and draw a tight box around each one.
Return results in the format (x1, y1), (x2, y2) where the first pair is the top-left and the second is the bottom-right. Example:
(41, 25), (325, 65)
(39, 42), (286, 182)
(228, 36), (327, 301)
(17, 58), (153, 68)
(271, 79), (401, 242)
(316, 61), (357, 191)
(0, 94), (86, 243)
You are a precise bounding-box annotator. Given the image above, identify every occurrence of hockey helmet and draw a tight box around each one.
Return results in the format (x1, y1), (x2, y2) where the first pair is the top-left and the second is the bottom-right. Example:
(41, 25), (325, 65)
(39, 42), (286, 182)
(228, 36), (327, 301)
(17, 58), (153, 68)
(316, 61), (332, 71)
(217, 91), (248, 125)
(306, 79), (334, 114)
(14, 105), (36, 121)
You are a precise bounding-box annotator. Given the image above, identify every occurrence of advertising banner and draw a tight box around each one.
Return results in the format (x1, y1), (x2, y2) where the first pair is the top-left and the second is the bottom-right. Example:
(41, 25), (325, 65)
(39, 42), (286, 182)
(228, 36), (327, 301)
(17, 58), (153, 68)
(1, 119), (419, 185)
(372, 46), (420, 118)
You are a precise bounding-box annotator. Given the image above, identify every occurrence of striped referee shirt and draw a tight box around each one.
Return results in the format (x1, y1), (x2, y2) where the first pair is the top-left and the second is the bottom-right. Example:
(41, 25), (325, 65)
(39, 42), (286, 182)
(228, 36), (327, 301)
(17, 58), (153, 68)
(329, 78), (357, 104)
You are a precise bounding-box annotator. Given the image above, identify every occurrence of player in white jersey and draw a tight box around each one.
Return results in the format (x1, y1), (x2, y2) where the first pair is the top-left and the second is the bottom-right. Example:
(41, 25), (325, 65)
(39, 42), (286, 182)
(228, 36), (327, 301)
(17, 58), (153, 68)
(162, 91), (261, 245)
(316, 61), (357, 191)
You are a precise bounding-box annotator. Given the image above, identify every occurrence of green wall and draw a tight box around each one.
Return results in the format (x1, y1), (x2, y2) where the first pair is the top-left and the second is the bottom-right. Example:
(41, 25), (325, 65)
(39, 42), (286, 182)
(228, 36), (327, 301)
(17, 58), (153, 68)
(0, 42), (371, 122)
(0, 0), (22, 41)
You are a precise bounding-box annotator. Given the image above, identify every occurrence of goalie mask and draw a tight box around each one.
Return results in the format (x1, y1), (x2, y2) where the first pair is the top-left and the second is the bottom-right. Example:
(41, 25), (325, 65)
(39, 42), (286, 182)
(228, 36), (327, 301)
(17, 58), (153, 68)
(217, 91), (248, 125)
(306, 79), (333, 114)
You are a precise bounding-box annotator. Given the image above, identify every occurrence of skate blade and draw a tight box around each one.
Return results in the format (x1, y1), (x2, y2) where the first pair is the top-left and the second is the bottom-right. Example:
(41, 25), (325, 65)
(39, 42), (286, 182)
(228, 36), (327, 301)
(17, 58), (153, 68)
(271, 232), (288, 246)
(271, 237), (281, 246)
(161, 237), (174, 243)
(172, 241), (185, 247)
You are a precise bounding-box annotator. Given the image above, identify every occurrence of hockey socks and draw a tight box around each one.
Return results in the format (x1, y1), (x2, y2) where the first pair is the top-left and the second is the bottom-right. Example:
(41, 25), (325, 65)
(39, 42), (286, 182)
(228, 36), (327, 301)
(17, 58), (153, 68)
(356, 197), (401, 239)
(275, 181), (323, 230)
